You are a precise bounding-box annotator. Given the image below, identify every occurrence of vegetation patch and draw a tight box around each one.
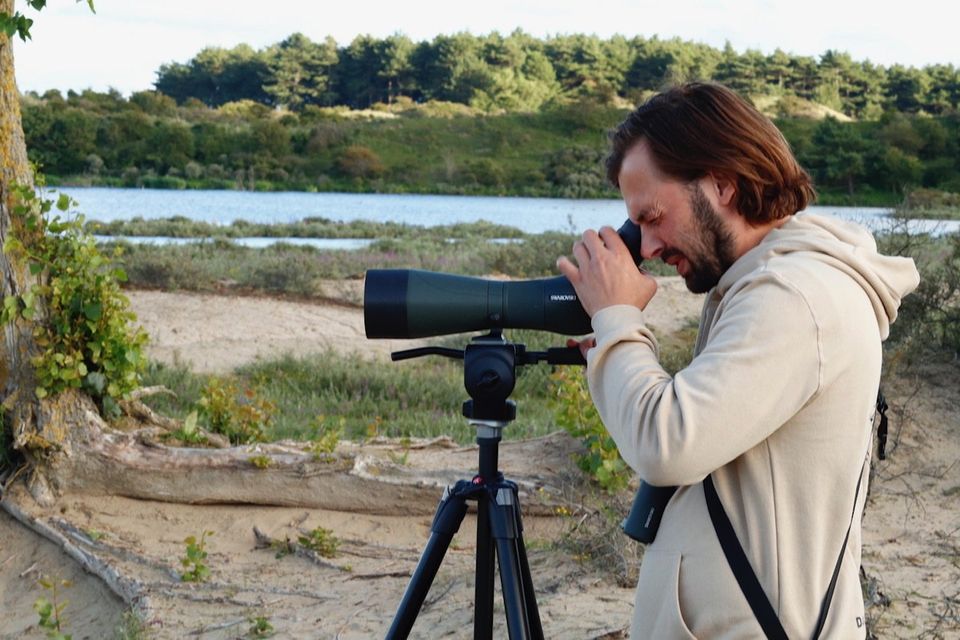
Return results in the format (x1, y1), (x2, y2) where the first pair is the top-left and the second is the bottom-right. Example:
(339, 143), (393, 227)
(1, 185), (147, 418)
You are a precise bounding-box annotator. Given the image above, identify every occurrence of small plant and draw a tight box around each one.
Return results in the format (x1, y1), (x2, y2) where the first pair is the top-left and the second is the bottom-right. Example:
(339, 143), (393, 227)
(365, 415), (383, 439)
(34, 575), (72, 640)
(387, 450), (409, 466)
(298, 526), (340, 558)
(83, 529), (104, 542)
(165, 411), (208, 445)
(308, 415), (342, 457)
(197, 378), (274, 444)
(180, 530), (214, 583)
(247, 615), (275, 637)
(115, 608), (150, 640)
(248, 454), (272, 469)
(551, 367), (630, 493)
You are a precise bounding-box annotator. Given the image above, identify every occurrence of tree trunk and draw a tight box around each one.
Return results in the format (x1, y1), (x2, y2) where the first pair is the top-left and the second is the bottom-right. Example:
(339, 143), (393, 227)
(0, 0), (74, 504)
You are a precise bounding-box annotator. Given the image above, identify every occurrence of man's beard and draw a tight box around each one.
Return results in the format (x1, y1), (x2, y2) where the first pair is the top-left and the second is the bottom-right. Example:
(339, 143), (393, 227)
(667, 185), (738, 294)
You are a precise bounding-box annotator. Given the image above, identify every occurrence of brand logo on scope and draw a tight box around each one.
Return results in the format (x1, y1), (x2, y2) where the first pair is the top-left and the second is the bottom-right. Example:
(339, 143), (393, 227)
(549, 294), (577, 301)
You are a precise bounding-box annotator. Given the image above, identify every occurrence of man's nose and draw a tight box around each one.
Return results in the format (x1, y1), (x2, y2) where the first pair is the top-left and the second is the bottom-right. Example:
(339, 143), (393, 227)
(641, 229), (664, 261)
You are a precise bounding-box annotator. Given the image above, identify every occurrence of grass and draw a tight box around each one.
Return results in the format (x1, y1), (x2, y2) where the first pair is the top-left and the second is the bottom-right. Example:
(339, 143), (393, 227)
(139, 323), (700, 447)
(87, 217), (528, 240)
(108, 226), (673, 297)
(141, 329), (572, 444)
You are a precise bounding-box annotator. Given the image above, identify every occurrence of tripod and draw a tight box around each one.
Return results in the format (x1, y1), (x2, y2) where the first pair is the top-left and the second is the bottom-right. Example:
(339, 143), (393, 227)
(385, 332), (583, 640)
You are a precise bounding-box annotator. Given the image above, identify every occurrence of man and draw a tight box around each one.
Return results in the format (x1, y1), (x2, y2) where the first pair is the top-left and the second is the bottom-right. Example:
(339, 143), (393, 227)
(557, 83), (920, 638)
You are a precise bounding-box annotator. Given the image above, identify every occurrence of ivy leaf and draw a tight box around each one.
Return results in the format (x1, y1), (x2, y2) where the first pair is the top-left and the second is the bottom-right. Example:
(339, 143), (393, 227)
(84, 371), (106, 395)
(56, 193), (72, 212)
(83, 302), (102, 321)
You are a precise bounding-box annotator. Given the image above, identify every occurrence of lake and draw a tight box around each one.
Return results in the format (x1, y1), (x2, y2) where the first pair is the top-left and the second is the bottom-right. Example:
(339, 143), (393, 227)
(54, 187), (959, 238)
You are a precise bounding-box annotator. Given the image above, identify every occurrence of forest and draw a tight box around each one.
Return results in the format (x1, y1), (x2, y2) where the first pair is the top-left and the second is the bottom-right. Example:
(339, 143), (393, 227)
(20, 31), (960, 205)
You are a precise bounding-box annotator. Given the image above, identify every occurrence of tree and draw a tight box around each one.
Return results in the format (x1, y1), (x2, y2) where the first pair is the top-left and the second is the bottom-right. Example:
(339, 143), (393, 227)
(885, 64), (931, 114)
(810, 117), (867, 196)
(155, 45), (271, 107)
(2, 0), (101, 503)
(0, 1), (330, 513)
(264, 33), (339, 110)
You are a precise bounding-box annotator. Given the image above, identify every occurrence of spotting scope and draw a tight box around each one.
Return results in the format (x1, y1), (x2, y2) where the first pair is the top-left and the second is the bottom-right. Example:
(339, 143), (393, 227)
(364, 220), (642, 339)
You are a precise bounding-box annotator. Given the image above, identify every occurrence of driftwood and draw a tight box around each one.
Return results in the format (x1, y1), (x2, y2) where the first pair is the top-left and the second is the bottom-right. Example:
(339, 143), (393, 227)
(25, 390), (577, 517)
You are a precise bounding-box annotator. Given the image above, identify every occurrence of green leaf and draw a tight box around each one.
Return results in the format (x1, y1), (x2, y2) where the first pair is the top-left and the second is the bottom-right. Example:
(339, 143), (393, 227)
(0, 17), (18, 40)
(183, 411), (198, 436)
(16, 15), (34, 40)
(56, 193), (72, 212)
(82, 302), (102, 321)
(84, 371), (106, 395)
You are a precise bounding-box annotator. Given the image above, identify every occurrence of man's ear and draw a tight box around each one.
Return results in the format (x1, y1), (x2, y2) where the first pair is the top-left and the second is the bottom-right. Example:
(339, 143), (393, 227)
(709, 173), (737, 208)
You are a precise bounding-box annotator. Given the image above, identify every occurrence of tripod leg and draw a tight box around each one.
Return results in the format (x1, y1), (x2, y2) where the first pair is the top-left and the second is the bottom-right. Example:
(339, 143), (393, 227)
(386, 483), (470, 640)
(488, 486), (546, 640)
(514, 512), (544, 639)
(474, 491), (495, 640)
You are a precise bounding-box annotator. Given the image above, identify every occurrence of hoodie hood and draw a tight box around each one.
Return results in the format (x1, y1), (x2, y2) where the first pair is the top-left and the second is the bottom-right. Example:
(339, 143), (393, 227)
(716, 213), (920, 340)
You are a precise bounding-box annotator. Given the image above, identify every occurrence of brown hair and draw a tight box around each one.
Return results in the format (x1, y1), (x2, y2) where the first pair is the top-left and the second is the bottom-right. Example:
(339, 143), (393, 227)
(606, 82), (815, 224)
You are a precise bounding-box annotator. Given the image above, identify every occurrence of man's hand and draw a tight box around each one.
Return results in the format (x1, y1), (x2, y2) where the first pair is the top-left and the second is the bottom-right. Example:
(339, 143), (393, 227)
(557, 226), (658, 317)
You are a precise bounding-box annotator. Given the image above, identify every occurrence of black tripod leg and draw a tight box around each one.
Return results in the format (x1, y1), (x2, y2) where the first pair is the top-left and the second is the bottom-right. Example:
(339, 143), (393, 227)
(514, 509), (544, 639)
(386, 483), (470, 640)
(488, 486), (545, 640)
(474, 490), (495, 640)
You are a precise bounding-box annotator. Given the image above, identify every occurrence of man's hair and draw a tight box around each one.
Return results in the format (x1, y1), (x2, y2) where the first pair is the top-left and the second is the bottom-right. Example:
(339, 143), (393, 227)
(606, 82), (815, 224)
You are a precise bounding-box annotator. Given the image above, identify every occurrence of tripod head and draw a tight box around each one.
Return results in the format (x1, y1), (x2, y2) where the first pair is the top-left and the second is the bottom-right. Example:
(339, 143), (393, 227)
(391, 331), (585, 426)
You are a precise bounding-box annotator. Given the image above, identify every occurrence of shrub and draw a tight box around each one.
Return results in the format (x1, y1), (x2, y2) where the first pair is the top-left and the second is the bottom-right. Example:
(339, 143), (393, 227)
(336, 145), (385, 179)
(1, 187), (147, 418)
(197, 378), (274, 444)
(246, 249), (320, 296)
(551, 367), (630, 493)
(884, 230), (960, 361)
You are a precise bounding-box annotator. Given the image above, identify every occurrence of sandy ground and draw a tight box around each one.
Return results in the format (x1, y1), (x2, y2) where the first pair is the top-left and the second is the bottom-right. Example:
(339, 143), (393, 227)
(1, 277), (957, 638)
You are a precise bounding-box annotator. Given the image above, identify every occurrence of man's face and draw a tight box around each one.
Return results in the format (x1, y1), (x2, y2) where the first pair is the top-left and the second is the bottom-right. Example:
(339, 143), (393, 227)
(618, 141), (738, 293)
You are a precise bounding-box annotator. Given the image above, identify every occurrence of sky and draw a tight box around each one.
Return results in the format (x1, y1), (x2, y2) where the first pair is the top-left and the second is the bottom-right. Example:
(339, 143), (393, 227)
(12, 0), (959, 96)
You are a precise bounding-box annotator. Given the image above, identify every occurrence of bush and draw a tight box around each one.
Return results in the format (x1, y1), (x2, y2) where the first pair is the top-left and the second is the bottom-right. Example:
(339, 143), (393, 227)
(551, 367), (630, 493)
(336, 145), (385, 179)
(197, 378), (274, 444)
(1, 187), (148, 417)
(247, 249), (319, 296)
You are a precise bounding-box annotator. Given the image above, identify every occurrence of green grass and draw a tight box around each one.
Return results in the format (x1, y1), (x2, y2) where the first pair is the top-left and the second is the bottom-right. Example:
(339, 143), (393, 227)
(141, 329), (574, 444)
(87, 217), (528, 240)
(109, 227), (673, 297)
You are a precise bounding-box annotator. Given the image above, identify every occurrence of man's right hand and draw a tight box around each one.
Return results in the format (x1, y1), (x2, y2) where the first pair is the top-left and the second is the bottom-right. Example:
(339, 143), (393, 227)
(557, 226), (658, 316)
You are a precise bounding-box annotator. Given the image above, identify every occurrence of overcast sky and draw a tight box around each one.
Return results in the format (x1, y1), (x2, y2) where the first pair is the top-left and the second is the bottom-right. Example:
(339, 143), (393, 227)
(12, 0), (959, 96)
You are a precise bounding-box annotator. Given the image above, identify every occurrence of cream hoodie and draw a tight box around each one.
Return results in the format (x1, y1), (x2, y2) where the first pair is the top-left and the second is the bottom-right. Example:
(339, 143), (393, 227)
(586, 213), (920, 639)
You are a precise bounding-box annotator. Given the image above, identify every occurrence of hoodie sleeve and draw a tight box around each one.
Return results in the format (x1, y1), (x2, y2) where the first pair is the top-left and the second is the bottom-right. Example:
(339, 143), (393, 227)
(586, 271), (822, 486)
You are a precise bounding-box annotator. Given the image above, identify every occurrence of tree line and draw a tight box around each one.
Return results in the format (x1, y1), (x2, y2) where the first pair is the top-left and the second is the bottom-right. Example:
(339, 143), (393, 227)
(18, 84), (959, 204)
(148, 31), (960, 118)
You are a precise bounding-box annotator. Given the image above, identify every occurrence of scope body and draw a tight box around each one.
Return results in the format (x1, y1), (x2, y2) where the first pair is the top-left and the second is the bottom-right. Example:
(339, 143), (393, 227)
(364, 270), (592, 338)
(363, 219), (642, 340)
